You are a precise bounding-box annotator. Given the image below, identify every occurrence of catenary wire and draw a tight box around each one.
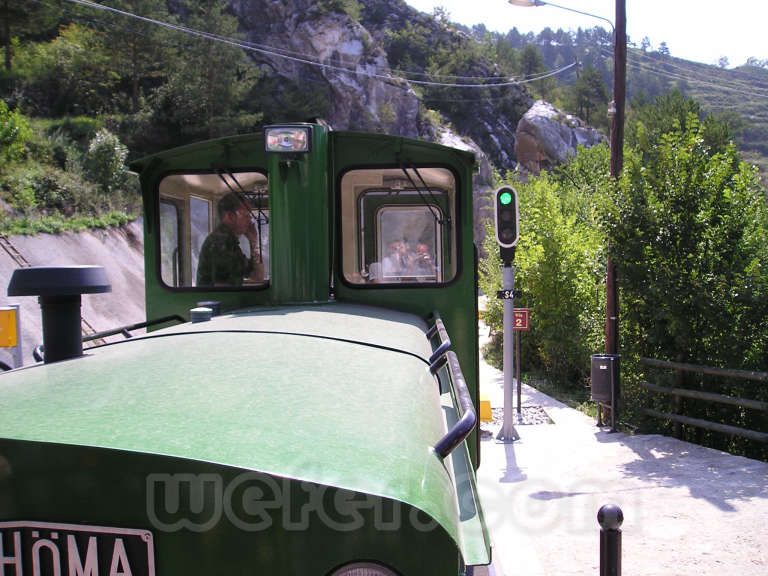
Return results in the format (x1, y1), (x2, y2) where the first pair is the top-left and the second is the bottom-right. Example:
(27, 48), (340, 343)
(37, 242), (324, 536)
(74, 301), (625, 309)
(58, 0), (575, 88)
(599, 48), (768, 101)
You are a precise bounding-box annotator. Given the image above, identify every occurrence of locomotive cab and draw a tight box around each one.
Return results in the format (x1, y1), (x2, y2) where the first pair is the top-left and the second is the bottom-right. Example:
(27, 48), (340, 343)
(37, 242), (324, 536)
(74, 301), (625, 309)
(136, 124), (480, 463)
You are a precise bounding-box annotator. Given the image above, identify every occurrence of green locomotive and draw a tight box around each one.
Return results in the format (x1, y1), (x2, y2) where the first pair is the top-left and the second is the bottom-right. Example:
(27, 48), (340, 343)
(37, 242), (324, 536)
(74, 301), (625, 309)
(0, 123), (490, 574)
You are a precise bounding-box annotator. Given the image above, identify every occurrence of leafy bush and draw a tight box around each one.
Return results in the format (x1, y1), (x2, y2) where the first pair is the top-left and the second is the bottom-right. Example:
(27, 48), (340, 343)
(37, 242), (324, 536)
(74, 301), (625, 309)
(0, 100), (32, 163)
(312, 0), (362, 19)
(0, 211), (135, 236)
(44, 116), (104, 145)
(605, 113), (768, 371)
(1, 164), (99, 216)
(25, 125), (83, 173)
(83, 129), (129, 195)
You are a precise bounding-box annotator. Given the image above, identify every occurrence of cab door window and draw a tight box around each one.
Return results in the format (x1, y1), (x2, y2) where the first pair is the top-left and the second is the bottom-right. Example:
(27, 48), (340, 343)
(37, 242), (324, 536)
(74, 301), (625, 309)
(157, 171), (269, 289)
(375, 205), (442, 283)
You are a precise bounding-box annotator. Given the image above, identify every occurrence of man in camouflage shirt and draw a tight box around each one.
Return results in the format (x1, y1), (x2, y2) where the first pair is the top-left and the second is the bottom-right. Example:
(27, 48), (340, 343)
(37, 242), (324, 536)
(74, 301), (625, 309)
(196, 192), (264, 286)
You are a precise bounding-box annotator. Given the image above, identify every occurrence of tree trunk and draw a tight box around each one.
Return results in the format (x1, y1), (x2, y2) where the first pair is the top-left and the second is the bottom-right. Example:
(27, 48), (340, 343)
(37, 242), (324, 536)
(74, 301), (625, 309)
(3, 0), (11, 73)
(131, 39), (139, 113)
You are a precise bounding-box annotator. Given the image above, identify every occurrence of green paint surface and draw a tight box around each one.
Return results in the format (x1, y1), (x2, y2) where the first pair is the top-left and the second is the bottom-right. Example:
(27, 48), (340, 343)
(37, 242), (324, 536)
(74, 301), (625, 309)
(0, 304), (488, 564)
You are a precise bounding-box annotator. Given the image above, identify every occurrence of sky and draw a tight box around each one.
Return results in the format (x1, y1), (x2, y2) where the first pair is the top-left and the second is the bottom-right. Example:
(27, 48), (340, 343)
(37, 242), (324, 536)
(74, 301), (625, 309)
(404, 0), (767, 68)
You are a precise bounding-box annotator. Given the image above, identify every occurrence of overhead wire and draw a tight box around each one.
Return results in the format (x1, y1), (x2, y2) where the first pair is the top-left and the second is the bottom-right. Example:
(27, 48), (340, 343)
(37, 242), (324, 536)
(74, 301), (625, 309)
(58, 0), (575, 89)
(628, 49), (768, 94)
(43, 0), (512, 83)
(600, 48), (768, 101)
(422, 62), (579, 102)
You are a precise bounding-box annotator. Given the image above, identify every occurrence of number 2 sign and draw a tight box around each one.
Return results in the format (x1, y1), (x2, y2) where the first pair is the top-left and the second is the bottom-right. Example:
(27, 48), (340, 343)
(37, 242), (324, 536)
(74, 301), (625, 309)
(513, 308), (530, 331)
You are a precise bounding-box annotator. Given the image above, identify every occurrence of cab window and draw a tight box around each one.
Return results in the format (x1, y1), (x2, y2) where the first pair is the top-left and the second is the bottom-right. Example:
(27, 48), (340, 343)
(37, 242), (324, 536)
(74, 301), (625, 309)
(340, 167), (457, 285)
(158, 171), (269, 288)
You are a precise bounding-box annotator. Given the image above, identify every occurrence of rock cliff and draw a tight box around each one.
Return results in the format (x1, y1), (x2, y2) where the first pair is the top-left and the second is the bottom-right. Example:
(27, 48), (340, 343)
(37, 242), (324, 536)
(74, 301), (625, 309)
(226, 0), (532, 174)
(515, 100), (606, 175)
(229, 0), (423, 138)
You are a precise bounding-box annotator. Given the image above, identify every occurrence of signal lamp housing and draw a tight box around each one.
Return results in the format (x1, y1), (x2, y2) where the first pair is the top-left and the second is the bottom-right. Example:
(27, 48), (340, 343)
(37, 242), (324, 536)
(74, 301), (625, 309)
(494, 185), (519, 248)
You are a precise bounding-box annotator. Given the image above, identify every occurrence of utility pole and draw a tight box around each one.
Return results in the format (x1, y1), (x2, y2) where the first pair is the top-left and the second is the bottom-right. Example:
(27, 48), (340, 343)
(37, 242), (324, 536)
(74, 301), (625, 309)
(605, 0), (626, 356)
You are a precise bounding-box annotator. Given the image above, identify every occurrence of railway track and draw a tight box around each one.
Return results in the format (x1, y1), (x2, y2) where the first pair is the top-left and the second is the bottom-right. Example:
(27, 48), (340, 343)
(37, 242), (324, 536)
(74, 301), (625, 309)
(0, 232), (105, 347)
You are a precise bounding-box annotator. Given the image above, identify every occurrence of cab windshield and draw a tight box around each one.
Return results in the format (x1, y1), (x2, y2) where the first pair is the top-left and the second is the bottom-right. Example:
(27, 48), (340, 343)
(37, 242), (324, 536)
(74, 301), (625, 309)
(339, 167), (458, 285)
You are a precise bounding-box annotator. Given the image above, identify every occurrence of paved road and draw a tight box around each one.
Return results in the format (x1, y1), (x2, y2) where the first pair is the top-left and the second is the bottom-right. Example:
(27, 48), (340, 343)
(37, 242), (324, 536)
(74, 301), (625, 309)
(476, 356), (768, 576)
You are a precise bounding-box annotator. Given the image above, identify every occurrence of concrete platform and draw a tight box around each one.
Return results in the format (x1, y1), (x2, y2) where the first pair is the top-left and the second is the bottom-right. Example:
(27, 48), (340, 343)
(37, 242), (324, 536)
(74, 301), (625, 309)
(477, 356), (768, 576)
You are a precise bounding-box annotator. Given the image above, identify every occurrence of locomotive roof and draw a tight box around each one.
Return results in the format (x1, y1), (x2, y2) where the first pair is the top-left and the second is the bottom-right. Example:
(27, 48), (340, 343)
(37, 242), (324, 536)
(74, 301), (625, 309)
(0, 303), (487, 562)
(129, 127), (476, 173)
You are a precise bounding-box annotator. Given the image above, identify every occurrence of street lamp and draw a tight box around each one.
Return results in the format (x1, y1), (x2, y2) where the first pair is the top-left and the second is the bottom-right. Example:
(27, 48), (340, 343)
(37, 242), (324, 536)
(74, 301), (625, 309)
(507, 0), (614, 32)
(508, 0), (626, 356)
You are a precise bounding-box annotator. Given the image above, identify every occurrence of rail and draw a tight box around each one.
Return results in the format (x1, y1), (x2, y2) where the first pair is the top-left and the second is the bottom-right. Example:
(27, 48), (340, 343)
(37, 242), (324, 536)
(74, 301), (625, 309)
(0, 233), (31, 267)
(432, 350), (477, 459)
(425, 311), (477, 459)
(638, 357), (768, 443)
(82, 315), (186, 343)
(426, 310), (451, 368)
(81, 317), (106, 347)
(32, 315), (186, 362)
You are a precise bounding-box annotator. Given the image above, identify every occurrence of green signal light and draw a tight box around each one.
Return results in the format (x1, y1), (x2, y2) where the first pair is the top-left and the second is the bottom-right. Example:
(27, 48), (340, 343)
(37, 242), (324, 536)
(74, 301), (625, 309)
(499, 191), (513, 205)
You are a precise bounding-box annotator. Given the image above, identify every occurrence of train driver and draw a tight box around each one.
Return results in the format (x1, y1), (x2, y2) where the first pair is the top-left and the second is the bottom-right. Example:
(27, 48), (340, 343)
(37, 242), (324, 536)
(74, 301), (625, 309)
(196, 192), (264, 286)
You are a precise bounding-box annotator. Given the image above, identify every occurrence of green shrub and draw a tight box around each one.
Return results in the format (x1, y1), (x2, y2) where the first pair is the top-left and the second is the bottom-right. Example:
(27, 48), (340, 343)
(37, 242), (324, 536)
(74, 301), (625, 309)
(0, 100), (32, 163)
(25, 126), (83, 172)
(45, 116), (104, 145)
(312, 0), (361, 19)
(83, 128), (129, 195)
(604, 113), (768, 371)
(0, 211), (136, 235)
(1, 164), (100, 216)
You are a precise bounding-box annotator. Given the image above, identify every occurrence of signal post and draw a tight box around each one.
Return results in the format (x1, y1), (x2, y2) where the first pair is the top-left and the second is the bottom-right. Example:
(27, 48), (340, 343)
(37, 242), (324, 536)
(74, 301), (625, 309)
(494, 186), (520, 443)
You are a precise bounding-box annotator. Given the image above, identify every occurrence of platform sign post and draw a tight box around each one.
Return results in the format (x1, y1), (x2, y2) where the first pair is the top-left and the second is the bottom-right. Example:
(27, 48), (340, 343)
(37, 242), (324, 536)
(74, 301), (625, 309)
(0, 305), (23, 369)
(513, 308), (530, 414)
(494, 186), (520, 443)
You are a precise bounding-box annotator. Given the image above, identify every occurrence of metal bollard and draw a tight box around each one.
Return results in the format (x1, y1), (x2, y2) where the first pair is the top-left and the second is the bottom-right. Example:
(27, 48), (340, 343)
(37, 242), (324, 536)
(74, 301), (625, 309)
(598, 504), (623, 576)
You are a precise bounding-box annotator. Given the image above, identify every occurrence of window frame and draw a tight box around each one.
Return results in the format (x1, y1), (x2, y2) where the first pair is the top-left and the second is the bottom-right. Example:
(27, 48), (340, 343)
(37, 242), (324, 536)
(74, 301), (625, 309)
(154, 168), (271, 292)
(336, 164), (462, 289)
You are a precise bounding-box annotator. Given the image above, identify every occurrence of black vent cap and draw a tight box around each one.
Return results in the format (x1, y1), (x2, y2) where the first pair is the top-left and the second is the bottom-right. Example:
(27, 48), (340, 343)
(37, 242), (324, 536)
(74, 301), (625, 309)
(8, 266), (112, 297)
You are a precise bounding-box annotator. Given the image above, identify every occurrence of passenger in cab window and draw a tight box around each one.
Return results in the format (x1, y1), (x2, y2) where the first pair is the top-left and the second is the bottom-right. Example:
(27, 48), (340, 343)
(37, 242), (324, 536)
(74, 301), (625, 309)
(197, 192), (264, 287)
(408, 243), (436, 279)
(382, 240), (408, 279)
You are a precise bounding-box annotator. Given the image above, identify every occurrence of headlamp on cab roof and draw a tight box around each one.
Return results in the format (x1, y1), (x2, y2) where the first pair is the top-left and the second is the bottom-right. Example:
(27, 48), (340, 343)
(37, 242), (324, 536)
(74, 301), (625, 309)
(265, 125), (311, 153)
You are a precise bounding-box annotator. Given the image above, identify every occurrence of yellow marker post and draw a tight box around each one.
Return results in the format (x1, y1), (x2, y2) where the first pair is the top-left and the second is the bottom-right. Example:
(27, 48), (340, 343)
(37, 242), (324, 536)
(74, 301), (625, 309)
(0, 305), (22, 369)
(479, 393), (493, 422)
(0, 307), (18, 348)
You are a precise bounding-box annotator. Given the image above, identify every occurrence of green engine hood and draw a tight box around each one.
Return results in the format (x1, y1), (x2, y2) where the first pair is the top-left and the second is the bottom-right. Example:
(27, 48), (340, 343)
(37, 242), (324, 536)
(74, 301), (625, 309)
(0, 304), (489, 568)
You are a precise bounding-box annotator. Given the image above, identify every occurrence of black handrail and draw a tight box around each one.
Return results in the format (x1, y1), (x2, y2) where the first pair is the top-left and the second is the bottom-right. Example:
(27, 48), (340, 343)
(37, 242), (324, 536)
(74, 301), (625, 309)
(426, 310), (451, 368)
(32, 315), (187, 363)
(433, 351), (477, 459)
(82, 315), (185, 343)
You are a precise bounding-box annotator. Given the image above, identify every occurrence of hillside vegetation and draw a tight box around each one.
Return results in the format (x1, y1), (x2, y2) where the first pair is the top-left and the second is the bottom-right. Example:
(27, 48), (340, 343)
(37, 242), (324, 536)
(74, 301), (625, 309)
(467, 23), (768, 185)
(2, 1), (766, 214)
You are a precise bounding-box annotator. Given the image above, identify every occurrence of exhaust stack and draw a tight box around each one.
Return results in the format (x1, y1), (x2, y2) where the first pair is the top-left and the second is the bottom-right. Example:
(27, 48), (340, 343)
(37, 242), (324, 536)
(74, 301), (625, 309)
(7, 266), (111, 363)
